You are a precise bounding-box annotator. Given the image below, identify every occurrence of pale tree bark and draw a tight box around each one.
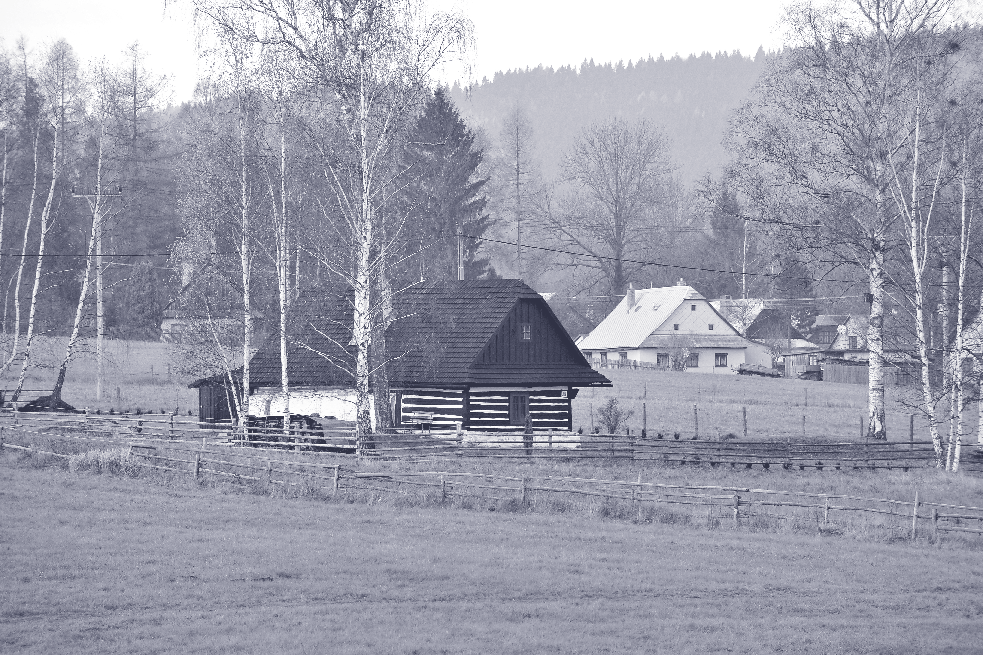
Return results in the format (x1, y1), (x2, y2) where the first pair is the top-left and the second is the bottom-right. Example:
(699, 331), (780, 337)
(889, 90), (946, 464)
(237, 61), (252, 429)
(193, 0), (472, 454)
(866, 236), (887, 440)
(946, 144), (972, 472)
(13, 42), (80, 402)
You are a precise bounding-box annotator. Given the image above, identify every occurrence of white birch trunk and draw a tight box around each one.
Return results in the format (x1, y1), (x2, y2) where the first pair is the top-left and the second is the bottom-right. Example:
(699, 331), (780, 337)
(239, 86), (251, 430)
(866, 239), (887, 440)
(0, 124), (41, 377)
(12, 118), (59, 401)
(947, 149), (972, 472)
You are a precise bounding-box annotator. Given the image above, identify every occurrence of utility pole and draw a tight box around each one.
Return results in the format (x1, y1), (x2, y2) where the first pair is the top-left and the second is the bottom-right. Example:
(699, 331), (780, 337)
(72, 184), (122, 402)
(457, 226), (464, 281)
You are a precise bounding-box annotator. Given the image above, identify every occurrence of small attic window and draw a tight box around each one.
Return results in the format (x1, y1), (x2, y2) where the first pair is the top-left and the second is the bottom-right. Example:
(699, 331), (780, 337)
(521, 323), (532, 341)
(709, 324), (714, 330)
(691, 304), (697, 311)
(673, 324), (680, 331)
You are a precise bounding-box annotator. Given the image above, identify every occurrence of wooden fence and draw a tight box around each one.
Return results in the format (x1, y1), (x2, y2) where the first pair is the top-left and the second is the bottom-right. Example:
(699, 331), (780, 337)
(0, 408), (980, 473)
(4, 426), (983, 541)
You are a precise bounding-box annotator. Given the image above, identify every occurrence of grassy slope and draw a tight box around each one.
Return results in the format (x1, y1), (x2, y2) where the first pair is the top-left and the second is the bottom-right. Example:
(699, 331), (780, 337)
(3, 461), (983, 655)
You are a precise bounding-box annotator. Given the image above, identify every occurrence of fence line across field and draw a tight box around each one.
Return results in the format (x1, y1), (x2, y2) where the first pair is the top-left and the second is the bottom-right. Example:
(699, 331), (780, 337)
(3, 426), (983, 540)
(0, 409), (977, 473)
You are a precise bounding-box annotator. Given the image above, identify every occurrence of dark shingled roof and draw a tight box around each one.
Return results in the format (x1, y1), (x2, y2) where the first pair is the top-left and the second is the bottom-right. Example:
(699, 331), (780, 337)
(745, 309), (806, 341)
(248, 279), (611, 390)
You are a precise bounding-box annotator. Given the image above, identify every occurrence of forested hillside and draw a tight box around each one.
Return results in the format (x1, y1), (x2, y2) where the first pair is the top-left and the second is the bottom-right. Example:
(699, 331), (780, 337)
(448, 49), (772, 185)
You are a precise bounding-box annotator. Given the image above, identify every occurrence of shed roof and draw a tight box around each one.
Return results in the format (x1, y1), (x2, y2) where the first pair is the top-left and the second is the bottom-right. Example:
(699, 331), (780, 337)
(577, 285), (705, 350)
(247, 279), (610, 390)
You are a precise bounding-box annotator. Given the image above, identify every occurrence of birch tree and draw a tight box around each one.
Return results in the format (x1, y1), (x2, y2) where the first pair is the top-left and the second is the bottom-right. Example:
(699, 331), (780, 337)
(192, 0), (472, 451)
(12, 40), (82, 403)
(731, 0), (961, 440)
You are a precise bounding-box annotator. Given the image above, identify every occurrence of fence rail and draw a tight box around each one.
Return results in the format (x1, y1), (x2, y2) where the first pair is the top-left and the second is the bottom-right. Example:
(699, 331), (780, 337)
(1, 408), (981, 472)
(4, 427), (982, 541)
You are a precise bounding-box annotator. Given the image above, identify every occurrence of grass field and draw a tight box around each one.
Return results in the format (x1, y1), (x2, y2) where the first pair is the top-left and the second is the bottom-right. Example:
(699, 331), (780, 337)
(3, 457), (983, 654)
(575, 368), (966, 444)
(0, 336), (972, 446)
(0, 337), (197, 414)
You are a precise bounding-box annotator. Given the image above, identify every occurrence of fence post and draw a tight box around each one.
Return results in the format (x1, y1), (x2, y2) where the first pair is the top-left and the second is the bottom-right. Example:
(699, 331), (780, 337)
(911, 490), (919, 541)
(169, 413), (175, 439)
(136, 418), (143, 435)
(332, 465), (340, 493)
(801, 415), (805, 439)
(909, 415), (914, 451)
(733, 494), (740, 525)
(193, 453), (201, 480)
(823, 495), (830, 524)
(706, 499), (713, 528)
(440, 476), (447, 502)
(548, 429), (553, 449)
(932, 507), (939, 539)
(742, 406), (748, 440)
(642, 402), (647, 439)
(266, 459), (273, 484)
(0, 425), (4, 452)
(693, 404), (699, 440)
(521, 477), (528, 504)
(12, 407), (18, 427)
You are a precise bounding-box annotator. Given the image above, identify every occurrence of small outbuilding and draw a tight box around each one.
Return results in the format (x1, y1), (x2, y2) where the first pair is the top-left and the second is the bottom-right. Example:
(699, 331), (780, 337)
(243, 279), (610, 431)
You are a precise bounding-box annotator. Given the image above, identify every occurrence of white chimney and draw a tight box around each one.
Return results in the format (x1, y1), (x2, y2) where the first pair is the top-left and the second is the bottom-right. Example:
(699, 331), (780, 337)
(676, 278), (686, 286)
(626, 283), (636, 311)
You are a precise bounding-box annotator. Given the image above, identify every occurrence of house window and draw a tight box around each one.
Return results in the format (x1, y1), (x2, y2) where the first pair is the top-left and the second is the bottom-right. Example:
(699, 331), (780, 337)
(849, 336), (858, 349)
(619, 352), (628, 363)
(509, 393), (530, 426)
(521, 323), (532, 341)
(673, 324), (680, 331)
(708, 324), (714, 330)
(657, 352), (669, 367)
(714, 353), (728, 367)
(600, 352), (608, 365)
(809, 354), (818, 366)
(691, 304), (697, 311)
(685, 352), (699, 368)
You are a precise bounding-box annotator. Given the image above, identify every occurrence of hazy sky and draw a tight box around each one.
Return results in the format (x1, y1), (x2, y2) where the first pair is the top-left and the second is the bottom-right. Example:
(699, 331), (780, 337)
(0, 0), (788, 103)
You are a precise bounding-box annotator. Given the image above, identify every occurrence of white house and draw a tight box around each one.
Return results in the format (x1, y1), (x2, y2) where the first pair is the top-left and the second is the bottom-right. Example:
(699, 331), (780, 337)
(577, 281), (773, 374)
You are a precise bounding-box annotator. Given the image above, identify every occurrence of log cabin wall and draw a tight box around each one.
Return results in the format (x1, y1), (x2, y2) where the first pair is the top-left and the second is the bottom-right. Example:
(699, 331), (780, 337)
(396, 389), (465, 430)
(468, 387), (571, 431)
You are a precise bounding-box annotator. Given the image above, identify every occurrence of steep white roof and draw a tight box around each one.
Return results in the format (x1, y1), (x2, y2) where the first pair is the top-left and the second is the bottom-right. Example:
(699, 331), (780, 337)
(578, 285), (705, 350)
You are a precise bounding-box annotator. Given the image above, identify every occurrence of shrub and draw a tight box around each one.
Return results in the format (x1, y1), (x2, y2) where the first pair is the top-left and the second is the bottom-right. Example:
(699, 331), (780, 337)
(597, 398), (634, 434)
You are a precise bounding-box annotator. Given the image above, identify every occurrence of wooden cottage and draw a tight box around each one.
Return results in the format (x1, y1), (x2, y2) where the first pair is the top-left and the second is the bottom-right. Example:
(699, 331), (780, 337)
(245, 280), (610, 431)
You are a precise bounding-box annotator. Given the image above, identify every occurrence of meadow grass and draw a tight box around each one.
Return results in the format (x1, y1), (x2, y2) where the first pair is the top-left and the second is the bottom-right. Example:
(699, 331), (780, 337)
(576, 367), (965, 443)
(0, 336), (973, 445)
(2, 455), (982, 654)
(0, 336), (197, 414)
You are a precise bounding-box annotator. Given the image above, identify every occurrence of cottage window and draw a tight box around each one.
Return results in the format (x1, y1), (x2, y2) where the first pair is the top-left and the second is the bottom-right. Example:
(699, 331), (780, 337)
(673, 323), (680, 331)
(600, 352), (608, 364)
(708, 323), (714, 331)
(521, 323), (532, 341)
(509, 393), (530, 426)
(685, 352), (699, 368)
(691, 304), (697, 311)
(714, 353), (728, 367)
(619, 352), (628, 363)
(849, 336), (858, 349)
(809, 354), (818, 366)
(657, 352), (669, 367)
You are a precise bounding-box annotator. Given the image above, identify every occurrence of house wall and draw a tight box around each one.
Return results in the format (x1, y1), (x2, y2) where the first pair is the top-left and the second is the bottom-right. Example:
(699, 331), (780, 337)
(396, 389), (465, 430)
(468, 386), (571, 431)
(588, 346), (770, 374)
(249, 387), (375, 429)
(651, 299), (739, 338)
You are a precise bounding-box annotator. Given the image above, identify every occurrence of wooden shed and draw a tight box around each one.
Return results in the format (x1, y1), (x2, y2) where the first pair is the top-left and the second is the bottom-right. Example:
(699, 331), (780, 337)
(189, 371), (240, 427)
(246, 279), (611, 431)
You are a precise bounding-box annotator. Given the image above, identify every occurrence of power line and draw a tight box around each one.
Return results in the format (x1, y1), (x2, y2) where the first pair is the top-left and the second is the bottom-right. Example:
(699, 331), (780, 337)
(467, 233), (861, 286)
